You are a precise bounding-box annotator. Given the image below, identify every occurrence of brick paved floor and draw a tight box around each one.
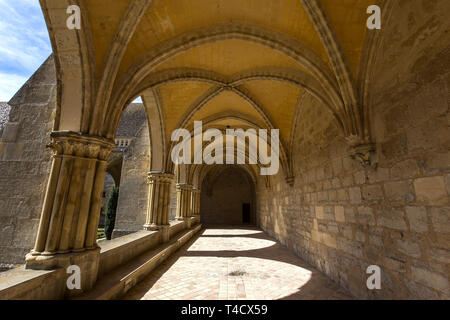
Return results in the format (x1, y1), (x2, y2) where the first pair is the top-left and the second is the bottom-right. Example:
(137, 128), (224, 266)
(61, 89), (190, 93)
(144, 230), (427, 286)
(122, 226), (352, 300)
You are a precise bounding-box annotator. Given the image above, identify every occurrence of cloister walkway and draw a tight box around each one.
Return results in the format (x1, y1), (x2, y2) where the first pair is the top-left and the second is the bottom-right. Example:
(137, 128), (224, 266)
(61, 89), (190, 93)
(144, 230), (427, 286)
(123, 226), (352, 300)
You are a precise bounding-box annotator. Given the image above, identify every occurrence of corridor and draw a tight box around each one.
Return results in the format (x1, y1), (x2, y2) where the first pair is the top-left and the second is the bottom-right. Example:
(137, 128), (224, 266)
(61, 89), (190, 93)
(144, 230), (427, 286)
(123, 226), (352, 300)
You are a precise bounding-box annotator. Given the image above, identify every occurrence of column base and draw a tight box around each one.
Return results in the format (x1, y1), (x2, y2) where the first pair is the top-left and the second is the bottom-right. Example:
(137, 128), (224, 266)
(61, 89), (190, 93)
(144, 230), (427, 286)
(143, 224), (170, 243)
(143, 223), (159, 231)
(177, 217), (192, 229)
(25, 247), (101, 297)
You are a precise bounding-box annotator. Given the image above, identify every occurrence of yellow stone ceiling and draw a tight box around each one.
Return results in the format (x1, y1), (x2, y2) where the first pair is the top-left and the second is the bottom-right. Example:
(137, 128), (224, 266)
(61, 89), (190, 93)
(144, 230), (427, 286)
(117, 0), (329, 77)
(321, 0), (374, 79)
(153, 40), (305, 75)
(157, 81), (213, 140)
(187, 91), (266, 130)
(84, 0), (373, 147)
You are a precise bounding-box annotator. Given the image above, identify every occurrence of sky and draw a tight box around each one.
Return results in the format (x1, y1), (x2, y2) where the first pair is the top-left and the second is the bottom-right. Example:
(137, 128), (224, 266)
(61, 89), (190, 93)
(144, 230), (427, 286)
(0, 0), (52, 102)
(0, 1), (144, 104)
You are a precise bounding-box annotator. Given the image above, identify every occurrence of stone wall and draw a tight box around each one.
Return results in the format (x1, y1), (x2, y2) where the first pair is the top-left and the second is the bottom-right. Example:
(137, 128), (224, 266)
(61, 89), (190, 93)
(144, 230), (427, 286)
(0, 103), (11, 135)
(256, 1), (450, 299)
(0, 57), (56, 265)
(201, 167), (253, 225)
(113, 122), (150, 237)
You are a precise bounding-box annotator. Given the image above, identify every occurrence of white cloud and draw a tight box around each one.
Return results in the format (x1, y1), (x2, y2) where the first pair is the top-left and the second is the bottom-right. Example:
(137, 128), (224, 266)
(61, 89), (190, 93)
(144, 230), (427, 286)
(0, 72), (28, 101)
(0, 0), (51, 101)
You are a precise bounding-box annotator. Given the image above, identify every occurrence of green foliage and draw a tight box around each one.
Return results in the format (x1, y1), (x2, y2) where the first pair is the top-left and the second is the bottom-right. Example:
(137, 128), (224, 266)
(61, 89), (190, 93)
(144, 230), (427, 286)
(104, 187), (119, 240)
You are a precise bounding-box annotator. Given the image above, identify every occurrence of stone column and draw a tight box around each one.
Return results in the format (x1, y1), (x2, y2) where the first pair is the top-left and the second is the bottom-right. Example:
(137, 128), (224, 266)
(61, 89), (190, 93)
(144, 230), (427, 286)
(191, 188), (201, 217)
(176, 183), (193, 228)
(25, 131), (115, 294)
(143, 172), (174, 242)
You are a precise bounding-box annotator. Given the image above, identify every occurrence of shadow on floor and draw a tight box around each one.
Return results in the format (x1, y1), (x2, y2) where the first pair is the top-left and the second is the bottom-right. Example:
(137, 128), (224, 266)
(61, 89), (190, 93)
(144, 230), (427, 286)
(122, 225), (353, 300)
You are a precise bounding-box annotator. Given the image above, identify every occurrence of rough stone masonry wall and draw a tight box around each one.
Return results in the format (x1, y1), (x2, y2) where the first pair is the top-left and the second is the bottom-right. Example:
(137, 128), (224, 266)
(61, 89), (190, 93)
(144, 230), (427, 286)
(256, 1), (449, 299)
(0, 57), (56, 265)
(113, 122), (150, 237)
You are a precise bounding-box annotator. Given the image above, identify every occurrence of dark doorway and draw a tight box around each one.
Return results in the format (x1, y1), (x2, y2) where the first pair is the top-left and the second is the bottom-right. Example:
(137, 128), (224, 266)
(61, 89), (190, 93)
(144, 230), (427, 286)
(242, 203), (251, 223)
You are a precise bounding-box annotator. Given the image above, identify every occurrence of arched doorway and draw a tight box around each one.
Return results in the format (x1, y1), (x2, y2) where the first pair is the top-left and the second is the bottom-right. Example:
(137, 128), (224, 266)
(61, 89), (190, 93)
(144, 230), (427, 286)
(200, 166), (256, 226)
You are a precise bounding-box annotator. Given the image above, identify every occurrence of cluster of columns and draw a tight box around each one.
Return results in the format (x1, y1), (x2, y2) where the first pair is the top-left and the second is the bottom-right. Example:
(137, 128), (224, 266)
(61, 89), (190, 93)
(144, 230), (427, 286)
(176, 184), (193, 221)
(25, 131), (203, 293)
(191, 188), (201, 217)
(25, 131), (115, 291)
(144, 175), (202, 240)
(143, 172), (174, 240)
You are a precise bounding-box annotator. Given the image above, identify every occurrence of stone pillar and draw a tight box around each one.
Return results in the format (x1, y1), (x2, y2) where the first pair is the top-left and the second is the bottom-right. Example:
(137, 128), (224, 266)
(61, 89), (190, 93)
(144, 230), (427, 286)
(191, 188), (201, 217)
(143, 172), (174, 242)
(176, 183), (193, 228)
(25, 131), (115, 294)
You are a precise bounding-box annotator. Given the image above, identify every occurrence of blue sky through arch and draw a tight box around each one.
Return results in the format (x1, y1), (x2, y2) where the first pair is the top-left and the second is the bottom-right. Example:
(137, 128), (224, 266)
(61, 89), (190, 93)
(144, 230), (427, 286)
(0, 0), (51, 101)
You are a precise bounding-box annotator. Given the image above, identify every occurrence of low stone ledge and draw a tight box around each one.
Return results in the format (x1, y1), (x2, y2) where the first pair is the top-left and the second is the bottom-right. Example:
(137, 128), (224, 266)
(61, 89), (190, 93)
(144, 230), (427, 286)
(0, 222), (202, 300)
(168, 219), (186, 238)
(0, 266), (65, 300)
(98, 230), (160, 278)
(76, 224), (202, 300)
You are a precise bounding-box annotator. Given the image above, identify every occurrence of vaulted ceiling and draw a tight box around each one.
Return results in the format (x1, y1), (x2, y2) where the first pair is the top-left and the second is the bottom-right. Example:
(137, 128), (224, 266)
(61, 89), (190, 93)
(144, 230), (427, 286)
(41, 0), (382, 176)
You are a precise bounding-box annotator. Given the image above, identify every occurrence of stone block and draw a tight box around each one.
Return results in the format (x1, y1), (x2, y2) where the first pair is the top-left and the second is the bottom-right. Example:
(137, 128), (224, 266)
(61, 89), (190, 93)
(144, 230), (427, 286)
(384, 180), (413, 202)
(0, 224), (15, 246)
(354, 171), (366, 185)
(349, 187), (362, 204)
(324, 206), (335, 220)
(395, 239), (421, 258)
(414, 176), (447, 205)
(331, 158), (342, 176)
(403, 279), (440, 300)
(383, 256), (407, 273)
(357, 206), (375, 226)
(344, 207), (357, 223)
(391, 159), (421, 179)
(327, 222), (339, 234)
(362, 185), (384, 201)
(367, 167), (390, 184)
(323, 233), (337, 249)
(430, 207), (450, 234)
(378, 208), (407, 230)
(423, 152), (450, 174)
(339, 225), (352, 239)
(405, 206), (428, 232)
(335, 206), (345, 222)
(342, 176), (353, 187)
(337, 188), (349, 201)
(411, 267), (449, 295)
(429, 247), (450, 264)
(315, 206), (324, 219)
(0, 122), (20, 142)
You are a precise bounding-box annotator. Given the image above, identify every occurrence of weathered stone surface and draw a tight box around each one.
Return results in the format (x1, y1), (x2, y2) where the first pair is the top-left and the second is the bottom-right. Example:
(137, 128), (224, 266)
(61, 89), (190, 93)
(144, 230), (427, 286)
(405, 206), (428, 232)
(414, 177), (448, 205)
(384, 181), (413, 202)
(411, 267), (449, 295)
(0, 57), (56, 265)
(114, 121), (151, 235)
(430, 207), (450, 234)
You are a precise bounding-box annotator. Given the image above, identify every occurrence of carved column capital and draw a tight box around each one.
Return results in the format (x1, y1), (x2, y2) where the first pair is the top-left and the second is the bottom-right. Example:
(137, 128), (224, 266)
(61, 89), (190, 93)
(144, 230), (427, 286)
(48, 131), (115, 160)
(147, 172), (174, 184)
(176, 183), (193, 191)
